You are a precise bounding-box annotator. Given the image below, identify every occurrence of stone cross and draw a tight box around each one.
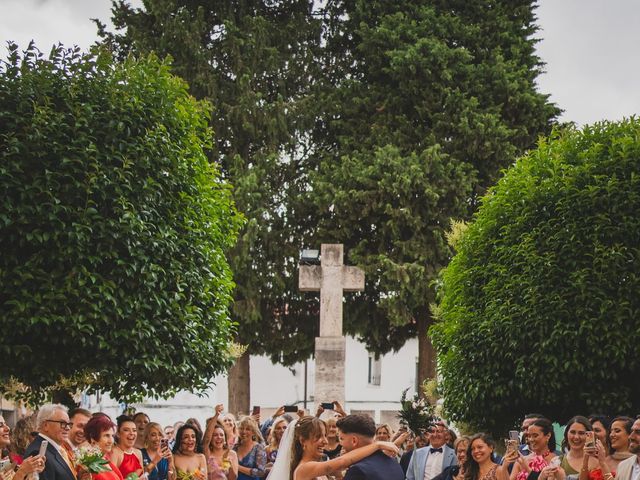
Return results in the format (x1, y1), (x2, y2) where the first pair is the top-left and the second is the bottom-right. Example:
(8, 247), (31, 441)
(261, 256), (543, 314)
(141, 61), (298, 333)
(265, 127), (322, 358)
(299, 244), (365, 408)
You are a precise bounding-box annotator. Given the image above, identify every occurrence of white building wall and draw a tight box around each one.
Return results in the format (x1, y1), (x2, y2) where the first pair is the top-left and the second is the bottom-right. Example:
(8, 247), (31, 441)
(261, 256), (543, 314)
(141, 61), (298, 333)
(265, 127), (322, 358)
(84, 336), (419, 428)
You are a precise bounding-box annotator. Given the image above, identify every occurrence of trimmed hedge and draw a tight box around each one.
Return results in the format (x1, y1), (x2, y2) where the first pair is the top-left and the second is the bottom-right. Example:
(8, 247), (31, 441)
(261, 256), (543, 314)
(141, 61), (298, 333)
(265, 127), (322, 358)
(0, 44), (242, 404)
(432, 119), (640, 435)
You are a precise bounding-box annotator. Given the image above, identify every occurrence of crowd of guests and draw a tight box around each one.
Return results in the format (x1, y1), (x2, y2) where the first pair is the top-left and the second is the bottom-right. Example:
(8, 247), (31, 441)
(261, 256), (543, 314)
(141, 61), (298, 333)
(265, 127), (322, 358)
(1, 405), (639, 480)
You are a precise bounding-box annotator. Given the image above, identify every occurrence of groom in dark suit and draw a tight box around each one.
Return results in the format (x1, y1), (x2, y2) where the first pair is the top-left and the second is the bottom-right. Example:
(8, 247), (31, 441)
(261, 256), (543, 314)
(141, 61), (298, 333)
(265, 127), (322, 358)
(25, 404), (76, 480)
(337, 414), (404, 480)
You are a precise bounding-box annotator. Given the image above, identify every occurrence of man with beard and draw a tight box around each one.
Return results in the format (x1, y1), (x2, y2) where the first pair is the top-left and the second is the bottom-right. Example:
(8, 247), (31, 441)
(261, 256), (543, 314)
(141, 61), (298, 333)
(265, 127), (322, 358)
(616, 417), (640, 480)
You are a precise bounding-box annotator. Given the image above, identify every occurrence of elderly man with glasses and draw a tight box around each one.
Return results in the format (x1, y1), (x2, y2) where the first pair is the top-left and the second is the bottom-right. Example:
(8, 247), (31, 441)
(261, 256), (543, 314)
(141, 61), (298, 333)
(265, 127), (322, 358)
(25, 404), (76, 480)
(406, 421), (457, 480)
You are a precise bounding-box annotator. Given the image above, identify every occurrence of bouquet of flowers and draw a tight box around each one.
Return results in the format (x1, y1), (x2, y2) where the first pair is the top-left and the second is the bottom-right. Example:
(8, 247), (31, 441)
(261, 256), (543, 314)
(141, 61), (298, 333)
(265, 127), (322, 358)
(75, 446), (110, 474)
(398, 388), (437, 434)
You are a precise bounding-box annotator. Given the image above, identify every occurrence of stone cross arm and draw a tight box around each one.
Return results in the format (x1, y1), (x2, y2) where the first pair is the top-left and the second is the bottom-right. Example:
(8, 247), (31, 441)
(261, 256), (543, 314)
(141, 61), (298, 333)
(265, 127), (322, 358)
(298, 264), (365, 292)
(298, 244), (365, 337)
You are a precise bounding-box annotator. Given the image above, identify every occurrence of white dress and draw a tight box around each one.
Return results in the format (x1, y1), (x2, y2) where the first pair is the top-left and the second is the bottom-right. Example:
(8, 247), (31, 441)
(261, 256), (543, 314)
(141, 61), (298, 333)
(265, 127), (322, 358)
(266, 420), (296, 480)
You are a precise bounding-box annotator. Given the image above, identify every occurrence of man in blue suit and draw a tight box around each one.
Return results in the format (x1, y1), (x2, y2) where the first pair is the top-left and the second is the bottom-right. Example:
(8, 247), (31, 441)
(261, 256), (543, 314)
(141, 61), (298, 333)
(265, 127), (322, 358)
(337, 414), (404, 480)
(25, 404), (76, 480)
(406, 421), (457, 480)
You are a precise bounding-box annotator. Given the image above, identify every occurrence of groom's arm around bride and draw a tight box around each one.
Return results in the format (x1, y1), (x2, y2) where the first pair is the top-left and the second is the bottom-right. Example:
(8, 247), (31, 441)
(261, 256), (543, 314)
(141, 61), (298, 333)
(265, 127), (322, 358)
(336, 415), (405, 480)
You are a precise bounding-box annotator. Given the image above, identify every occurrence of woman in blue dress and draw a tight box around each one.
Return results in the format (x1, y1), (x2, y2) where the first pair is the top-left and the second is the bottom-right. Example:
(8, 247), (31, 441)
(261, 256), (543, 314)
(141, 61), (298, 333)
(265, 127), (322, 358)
(233, 417), (266, 480)
(141, 422), (173, 480)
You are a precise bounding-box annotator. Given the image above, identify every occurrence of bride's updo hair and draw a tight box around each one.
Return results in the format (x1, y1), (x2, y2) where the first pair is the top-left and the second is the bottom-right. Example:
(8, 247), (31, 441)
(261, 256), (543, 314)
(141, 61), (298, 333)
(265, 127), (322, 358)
(290, 416), (326, 480)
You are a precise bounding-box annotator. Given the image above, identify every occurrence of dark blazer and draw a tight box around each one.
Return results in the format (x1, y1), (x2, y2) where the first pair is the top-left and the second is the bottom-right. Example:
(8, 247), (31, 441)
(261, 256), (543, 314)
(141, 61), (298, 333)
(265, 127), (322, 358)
(343, 450), (404, 480)
(400, 450), (414, 474)
(432, 465), (462, 480)
(25, 435), (75, 480)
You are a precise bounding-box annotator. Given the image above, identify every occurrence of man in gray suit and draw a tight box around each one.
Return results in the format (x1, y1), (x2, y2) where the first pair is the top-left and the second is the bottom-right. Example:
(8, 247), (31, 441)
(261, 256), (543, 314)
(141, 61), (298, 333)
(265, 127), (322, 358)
(616, 417), (640, 480)
(406, 421), (457, 480)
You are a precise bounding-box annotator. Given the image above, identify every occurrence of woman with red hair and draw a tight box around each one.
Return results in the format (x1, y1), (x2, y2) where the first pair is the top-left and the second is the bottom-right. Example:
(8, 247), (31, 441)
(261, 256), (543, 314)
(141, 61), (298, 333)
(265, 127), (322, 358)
(82, 415), (124, 480)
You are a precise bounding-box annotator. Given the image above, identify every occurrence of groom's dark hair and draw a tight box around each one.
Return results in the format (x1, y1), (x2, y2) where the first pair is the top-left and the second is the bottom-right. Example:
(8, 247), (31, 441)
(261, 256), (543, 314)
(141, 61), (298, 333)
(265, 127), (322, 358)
(336, 414), (376, 437)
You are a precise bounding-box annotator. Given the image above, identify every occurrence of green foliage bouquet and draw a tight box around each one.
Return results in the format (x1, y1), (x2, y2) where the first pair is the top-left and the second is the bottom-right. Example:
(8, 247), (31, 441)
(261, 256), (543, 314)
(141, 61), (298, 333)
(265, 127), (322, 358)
(75, 446), (109, 474)
(398, 388), (436, 434)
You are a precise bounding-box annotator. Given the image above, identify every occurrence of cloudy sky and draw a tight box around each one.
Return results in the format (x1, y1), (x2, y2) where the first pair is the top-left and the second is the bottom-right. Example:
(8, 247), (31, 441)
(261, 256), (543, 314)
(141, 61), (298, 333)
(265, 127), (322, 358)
(1, 0), (639, 127)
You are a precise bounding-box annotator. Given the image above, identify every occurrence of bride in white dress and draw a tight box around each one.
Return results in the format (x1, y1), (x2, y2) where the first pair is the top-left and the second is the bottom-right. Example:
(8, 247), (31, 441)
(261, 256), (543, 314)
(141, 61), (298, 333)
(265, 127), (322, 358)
(267, 416), (398, 480)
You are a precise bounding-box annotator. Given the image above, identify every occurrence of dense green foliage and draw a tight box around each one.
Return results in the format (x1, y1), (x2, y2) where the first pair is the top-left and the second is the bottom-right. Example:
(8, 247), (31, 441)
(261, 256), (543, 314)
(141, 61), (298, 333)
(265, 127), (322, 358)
(98, 1), (323, 369)
(99, 0), (559, 397)
(0, 44), (241, 404)
(311, 0), (559, 373)
(431, 119), (640, 435)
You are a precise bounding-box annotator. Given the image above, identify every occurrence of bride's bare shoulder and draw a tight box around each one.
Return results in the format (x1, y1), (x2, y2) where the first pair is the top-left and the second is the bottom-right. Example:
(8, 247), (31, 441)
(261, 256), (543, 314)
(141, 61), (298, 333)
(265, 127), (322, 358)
(293, 470), (329, 480)
(293, 464), (330, 480)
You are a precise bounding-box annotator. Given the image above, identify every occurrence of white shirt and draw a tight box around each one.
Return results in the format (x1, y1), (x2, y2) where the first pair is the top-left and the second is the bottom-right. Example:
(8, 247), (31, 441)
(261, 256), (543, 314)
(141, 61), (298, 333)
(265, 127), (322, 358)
(424, 448), (444, 480)
(38, 433), (64, 456)
(631, 458), (640, 480)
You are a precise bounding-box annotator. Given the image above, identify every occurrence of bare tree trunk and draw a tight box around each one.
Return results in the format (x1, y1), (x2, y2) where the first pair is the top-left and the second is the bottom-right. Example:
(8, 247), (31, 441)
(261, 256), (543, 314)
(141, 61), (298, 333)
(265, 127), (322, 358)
(417, 313), (436, 397)
(228, 350), (250, 416)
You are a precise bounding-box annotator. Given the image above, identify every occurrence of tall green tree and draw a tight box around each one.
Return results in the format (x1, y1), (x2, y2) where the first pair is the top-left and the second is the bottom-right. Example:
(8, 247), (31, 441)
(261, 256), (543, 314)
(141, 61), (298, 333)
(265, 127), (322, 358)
(310, 0), (559, 385)
(0, 44), (241, 405)
(431, 119), (640, 435)
(100, 0), (559, 409)
(98, 0), (323, 413)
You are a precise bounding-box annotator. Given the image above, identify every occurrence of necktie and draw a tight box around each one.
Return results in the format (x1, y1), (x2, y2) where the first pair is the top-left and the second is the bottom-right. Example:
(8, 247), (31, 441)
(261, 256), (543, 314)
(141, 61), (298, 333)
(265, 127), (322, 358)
(430, 447), (443, 453)
(59, 446), (77, 479)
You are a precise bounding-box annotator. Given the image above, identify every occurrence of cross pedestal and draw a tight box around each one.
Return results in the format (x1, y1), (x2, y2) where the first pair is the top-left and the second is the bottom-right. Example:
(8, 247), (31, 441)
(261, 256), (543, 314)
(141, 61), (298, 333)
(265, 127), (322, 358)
(299, 244), (364, 408)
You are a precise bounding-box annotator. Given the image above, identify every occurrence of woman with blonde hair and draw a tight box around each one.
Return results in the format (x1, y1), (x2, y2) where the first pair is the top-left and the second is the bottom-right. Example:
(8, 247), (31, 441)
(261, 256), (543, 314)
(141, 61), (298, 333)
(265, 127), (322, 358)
(220, 415), (238, 451)
(267, 418), (289, 465)
(141, 422), (173, 480)
(375, 424), (392, 442)
(233, 417), (265, 480)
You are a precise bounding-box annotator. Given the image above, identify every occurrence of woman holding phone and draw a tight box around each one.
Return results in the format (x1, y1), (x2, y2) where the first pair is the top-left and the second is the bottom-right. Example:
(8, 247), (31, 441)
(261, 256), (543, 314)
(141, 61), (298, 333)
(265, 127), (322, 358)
(464, 434), (517, 480)
(510, 418), (559, 480)
(588, 416), (611, 457)
(141, 422), (174, 480)
(0, 415), (45, 480)
(558, 416), (598, 479)
(579, 436), (612, 480)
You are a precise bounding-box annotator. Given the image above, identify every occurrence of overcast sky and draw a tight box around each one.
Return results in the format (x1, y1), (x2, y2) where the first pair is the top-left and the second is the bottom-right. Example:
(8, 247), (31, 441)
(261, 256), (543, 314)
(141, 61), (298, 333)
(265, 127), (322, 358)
(1, 0), (639, 127)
